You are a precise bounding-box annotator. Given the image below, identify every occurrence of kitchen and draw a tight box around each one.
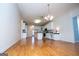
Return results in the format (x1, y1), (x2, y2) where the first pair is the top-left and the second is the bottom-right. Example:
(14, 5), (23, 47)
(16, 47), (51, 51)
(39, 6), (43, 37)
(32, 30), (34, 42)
(21, 20), (60, 41)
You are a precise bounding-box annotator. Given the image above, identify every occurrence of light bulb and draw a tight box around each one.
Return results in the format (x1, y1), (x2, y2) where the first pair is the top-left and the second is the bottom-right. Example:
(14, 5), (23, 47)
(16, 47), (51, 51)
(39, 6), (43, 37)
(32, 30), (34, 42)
(50, 16), (54, 20)
(44, 16), (48, 21)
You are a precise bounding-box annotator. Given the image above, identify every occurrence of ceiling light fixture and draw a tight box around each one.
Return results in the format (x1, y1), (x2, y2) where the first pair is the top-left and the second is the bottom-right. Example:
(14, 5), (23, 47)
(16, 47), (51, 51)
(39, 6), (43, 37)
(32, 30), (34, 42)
(44, 4), (54, 21)
(34, 19), (41, 24)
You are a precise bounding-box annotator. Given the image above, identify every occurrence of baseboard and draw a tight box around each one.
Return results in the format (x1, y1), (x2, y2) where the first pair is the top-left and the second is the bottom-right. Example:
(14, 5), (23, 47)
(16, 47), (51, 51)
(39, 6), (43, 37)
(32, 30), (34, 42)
(3, 40), (20, 53)
(75, 41), (79, 44)
(44, 38), (75, 44)
(55, 40), (75, 44)
(0, 53), (8, 56)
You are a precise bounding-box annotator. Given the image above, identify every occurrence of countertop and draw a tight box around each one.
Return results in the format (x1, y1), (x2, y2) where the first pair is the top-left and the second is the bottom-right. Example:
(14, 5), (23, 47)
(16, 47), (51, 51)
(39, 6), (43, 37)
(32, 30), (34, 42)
(37, 31), (60, 34)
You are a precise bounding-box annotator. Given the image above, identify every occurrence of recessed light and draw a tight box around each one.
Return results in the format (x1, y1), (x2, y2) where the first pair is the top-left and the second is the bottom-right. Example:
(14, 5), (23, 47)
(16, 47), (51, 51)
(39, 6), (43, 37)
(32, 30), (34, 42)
(34, 19), (41, 24)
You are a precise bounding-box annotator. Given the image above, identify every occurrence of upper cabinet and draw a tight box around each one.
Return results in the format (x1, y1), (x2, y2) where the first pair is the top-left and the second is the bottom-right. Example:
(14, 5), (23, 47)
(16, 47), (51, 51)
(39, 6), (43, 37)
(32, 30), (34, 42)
(44, 21), (53, 30)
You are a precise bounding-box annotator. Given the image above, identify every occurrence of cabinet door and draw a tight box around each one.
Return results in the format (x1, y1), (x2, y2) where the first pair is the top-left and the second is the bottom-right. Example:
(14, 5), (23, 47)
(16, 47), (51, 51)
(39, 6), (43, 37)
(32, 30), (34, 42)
(38, 33), (43, 40)
(46, 33), (51, 39)
(53, 34), (60, 40)
(51, 22), (53, 30)
(47, 22), (53, 30)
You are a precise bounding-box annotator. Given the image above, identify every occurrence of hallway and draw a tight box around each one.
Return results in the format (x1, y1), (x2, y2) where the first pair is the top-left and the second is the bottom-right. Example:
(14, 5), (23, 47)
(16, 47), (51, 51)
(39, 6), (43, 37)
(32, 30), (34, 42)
(5, 37), (79, 56)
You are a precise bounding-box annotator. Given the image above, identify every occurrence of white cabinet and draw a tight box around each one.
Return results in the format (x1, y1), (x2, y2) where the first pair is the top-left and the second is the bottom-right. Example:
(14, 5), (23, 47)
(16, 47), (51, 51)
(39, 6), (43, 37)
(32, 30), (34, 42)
(53, 34), (60, 40)
(50, 22), (53, 30)
(21, 20), (27, 39)
(22, 33), (27, 38)
(46, 33), (52, 39)
(38, 33), (43, 40)
(44, 22), (53, 30)
(46, 33), (60, 40)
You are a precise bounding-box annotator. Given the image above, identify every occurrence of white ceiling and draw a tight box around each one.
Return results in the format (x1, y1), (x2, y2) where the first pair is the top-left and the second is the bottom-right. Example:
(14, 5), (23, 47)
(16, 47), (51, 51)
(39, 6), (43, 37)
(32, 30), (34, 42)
(18, 3), (79, 26)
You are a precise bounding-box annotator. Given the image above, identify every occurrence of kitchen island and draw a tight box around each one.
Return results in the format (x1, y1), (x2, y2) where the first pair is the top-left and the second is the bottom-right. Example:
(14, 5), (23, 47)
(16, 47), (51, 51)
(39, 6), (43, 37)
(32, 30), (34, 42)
(37, 31), (60, 40)
(37, 32), (43, 40)
(46, 32), (60, 40)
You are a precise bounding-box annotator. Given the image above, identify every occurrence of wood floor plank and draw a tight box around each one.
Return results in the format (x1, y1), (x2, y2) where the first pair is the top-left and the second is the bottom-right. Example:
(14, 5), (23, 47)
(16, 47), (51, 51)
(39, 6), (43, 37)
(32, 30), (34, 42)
(5, 37), (79, 56)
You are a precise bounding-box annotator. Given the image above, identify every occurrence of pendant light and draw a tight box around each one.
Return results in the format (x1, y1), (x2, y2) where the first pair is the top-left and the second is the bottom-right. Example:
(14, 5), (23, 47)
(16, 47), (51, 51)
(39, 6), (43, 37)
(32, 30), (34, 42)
(44, 4), (54, 21)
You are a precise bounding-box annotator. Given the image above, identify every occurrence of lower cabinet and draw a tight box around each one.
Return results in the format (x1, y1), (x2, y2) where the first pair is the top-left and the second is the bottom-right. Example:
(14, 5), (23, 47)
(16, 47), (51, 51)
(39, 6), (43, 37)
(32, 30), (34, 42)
(46, 33), (60, 40)
(37, 33), (43, 40)
(46, 33), (52, 39)
(21, 33), (27, 38)
(53, 34), (60, 40)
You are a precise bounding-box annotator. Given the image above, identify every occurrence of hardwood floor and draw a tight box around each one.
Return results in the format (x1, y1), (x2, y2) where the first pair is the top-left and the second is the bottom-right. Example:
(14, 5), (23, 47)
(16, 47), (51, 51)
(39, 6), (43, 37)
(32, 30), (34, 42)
(5, 37), (79, 56)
